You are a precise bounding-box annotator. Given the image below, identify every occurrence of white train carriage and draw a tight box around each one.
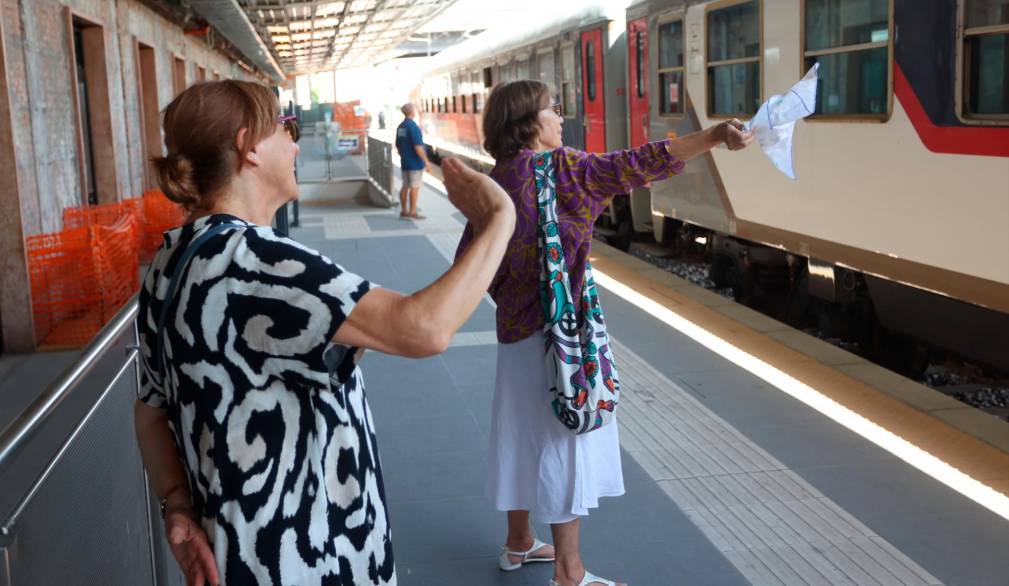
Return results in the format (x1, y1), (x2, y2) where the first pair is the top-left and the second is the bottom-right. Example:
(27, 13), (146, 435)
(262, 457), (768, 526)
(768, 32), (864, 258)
(416, 0), (1009, 374)
(629, 0), (1009, 373)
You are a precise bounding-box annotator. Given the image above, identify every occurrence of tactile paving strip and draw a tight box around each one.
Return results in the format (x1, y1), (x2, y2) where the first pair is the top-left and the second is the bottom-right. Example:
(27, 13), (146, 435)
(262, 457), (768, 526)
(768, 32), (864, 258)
(613, 339), (942, 586)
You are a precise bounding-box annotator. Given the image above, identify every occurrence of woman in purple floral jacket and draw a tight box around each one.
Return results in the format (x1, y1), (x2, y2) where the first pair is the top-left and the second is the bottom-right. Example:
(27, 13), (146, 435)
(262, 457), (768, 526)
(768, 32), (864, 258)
(456, 80), (751, 586)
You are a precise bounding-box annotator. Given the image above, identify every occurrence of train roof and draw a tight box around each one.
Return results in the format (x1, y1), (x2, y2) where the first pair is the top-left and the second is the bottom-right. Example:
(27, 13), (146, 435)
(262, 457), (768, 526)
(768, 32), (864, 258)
(421, 2), (619, 76)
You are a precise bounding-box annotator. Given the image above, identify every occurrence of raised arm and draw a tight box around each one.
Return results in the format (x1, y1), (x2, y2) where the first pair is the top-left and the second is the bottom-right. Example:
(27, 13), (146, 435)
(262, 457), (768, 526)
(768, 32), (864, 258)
(666, 118), (751, 159)
(565, 140), (685, 197)
(332, 158), (514, 357)
(566, 119), (752, 216)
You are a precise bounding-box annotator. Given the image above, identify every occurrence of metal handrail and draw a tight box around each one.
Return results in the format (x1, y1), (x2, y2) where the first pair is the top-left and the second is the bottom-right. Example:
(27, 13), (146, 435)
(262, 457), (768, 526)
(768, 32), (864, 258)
(0, 296), (140, 535)
(1, 347), (138, 539)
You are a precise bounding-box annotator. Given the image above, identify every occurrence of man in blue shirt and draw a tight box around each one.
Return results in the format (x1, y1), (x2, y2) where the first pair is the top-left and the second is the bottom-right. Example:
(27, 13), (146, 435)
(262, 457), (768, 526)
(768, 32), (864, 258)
(395, 103), (432, 220)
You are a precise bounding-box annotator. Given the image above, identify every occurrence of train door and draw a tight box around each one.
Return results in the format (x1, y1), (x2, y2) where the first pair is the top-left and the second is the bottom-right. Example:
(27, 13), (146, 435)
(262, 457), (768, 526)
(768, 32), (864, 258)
(627, 17), (649, 147)
(560, 42), (583, 150)
(580, 28), (606, 152)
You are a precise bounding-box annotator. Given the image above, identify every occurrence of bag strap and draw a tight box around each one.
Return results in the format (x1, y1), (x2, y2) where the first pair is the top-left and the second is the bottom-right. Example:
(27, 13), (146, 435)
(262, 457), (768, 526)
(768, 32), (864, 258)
(152, 222), (238, 381)
(534, 151), (571, 311)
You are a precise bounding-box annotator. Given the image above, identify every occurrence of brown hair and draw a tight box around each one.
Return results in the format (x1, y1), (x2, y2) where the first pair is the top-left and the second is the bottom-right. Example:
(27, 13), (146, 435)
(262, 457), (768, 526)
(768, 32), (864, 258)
(151, 80), (279, 212)
(482, 80), (551, 161)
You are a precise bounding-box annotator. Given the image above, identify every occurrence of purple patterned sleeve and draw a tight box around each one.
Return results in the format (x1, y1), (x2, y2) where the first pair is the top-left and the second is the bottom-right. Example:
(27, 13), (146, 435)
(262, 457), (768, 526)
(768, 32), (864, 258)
(555, 140), (686, 219)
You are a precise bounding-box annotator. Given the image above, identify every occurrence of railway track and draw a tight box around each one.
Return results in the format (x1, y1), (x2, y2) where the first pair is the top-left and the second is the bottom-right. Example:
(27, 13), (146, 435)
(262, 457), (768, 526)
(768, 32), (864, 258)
(623, 240), (1009, 423)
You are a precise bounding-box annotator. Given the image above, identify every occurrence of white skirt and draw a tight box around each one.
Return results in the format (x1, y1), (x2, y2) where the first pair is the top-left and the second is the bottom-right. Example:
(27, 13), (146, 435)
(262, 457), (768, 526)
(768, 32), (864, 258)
(487, 332), (624, 524)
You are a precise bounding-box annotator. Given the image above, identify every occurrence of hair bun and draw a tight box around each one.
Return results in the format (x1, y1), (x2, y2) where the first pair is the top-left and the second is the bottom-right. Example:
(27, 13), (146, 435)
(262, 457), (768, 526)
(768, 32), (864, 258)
(152, 153), (200, 209)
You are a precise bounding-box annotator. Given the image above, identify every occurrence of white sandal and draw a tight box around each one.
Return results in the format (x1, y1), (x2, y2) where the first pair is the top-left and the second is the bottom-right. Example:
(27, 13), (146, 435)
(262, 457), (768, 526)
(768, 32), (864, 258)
(498, 537), (555, 571)
(548, 570), (620, 586)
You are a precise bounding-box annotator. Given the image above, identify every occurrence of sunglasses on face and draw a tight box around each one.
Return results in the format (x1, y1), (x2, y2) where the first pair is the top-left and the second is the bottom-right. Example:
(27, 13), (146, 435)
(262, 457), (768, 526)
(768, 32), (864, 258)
(279, 114), (300, 142)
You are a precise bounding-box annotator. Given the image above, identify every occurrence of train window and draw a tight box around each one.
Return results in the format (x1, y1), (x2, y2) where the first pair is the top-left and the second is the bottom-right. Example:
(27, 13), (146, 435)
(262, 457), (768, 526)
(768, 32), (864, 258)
(659, 20), (684, 68)
(443, 97), (449, 113)
(472, 71), (484, 113)
(803, 0), (891, 118)
(483, 67), (493, 88)
(517, 58), (530, 80)
(537, 49), (556, 87)
(707, 0), (761, 117)
(961, 0), (1009, 118)
(585, 41), (596, 101)
(561, 43), (577, 117)
(451, 74), (460, 114)
(635, 32), (645, 99)
(658, 19), (685, 116)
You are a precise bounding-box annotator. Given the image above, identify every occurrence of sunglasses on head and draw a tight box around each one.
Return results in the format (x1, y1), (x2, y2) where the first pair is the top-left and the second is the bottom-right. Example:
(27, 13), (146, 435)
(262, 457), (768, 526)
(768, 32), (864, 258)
(279, 114), (300, 142)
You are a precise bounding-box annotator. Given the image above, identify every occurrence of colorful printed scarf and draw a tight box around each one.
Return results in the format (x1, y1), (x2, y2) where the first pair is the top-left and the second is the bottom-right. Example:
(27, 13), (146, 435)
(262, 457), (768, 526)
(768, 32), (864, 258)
(534, 151), (619, 434)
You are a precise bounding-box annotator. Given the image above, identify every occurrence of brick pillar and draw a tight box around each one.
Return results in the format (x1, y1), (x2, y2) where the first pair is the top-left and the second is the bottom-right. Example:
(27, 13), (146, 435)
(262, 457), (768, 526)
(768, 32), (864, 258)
(0, 11), (36, 352)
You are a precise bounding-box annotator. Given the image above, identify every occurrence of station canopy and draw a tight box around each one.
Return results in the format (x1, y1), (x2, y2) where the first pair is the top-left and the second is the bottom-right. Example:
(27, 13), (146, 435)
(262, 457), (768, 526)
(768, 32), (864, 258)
(190, 0), (459, 79)
(188, 0), (598, 81)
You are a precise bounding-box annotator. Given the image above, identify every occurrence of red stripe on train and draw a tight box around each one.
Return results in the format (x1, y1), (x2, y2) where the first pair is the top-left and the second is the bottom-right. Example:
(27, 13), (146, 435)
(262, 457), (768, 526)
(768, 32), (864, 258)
(894, 64), (1009, 158)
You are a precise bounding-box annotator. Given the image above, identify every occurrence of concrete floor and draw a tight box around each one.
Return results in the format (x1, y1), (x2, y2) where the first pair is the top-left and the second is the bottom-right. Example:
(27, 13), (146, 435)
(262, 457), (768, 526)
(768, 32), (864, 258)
(288, 179), (1009, 585)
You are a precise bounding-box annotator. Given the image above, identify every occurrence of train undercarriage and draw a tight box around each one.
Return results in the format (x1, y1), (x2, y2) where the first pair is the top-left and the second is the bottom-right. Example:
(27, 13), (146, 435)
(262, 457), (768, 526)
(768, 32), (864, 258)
(608, 204), (1009, 382)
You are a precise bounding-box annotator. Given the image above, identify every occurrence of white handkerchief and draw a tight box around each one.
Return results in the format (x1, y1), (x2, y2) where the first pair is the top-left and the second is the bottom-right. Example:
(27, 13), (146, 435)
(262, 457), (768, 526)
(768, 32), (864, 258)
(745, 63), (819, 179)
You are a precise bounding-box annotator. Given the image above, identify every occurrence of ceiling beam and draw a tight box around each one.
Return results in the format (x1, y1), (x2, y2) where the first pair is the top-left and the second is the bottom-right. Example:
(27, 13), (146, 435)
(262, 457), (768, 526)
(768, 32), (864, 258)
(320, 0), (353, 69)
(232, 0), (460, 75)
(244, 1), (274, 50)
(334, 0), (391, 68)
(189, 0), (286, 81)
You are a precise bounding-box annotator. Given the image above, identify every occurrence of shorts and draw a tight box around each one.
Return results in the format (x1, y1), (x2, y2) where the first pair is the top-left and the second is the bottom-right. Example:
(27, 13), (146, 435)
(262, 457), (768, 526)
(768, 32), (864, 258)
(402, 169), (423, 189)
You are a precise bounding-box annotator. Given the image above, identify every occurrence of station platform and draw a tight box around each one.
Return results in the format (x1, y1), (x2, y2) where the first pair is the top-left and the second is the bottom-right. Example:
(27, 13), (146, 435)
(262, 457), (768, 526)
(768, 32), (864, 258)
(287, 174), (1009, 586)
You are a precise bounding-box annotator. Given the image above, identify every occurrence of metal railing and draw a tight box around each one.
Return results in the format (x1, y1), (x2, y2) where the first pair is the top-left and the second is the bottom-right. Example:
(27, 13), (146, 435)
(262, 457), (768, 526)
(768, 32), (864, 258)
(0, 298), (176, 585)
(297, 127), (369, 183)
(367, 132), (396, 203)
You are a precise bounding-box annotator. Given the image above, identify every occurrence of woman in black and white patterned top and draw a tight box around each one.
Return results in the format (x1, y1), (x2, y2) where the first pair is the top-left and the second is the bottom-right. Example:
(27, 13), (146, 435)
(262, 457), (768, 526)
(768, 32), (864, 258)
(134, 80), (515, 586)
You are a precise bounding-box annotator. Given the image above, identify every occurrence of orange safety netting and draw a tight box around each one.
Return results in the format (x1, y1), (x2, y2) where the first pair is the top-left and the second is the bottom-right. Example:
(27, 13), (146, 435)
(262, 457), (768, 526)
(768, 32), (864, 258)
(28, 192), (185, 347)
(332, 100), (368, 132)
(62, 200), (143, 258)
(139, 189), (186, 261)
(27, 215), (139, 348)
